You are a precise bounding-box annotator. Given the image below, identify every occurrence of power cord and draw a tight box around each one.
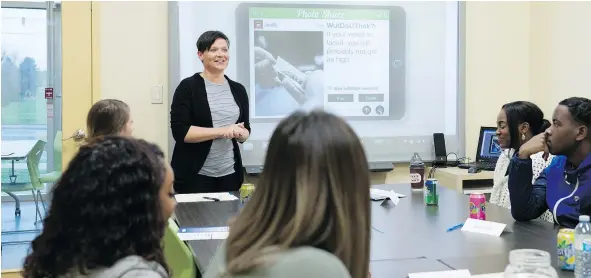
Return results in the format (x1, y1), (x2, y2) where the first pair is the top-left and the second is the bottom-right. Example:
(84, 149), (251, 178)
(446, 152), (471, 165)
(429, 153), (473, 179)
(447, 152), (459, 162)
(428, 166), (437, 179)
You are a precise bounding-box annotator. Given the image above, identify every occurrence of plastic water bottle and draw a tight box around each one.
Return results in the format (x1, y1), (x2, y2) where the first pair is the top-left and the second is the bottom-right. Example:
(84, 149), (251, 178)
(409, 152), (425, 192)
(575, 215), (591, 278)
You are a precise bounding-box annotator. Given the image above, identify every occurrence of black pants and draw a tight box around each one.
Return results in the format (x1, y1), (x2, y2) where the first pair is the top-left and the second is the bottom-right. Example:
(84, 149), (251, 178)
(175, 172), (240, 194)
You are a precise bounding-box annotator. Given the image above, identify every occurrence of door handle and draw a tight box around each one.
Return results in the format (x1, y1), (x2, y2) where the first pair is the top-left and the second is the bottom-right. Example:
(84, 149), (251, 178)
(63, 129), (86, 142)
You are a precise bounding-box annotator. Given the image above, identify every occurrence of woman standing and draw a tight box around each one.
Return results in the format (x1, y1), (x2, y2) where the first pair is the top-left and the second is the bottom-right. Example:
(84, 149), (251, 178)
(170, 31), (250, 194)
(489, 101), (554, 222)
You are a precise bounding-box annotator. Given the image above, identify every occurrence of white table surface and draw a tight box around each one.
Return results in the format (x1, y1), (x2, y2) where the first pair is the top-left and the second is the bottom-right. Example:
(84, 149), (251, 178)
(1, 140), (39, 160)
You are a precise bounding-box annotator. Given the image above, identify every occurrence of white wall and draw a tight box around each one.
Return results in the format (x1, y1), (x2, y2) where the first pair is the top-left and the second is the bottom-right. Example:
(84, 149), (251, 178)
(530, 2), (591, 116)
(95, 1), (591, 161)
(463, 1), (531, 158)
(98, 1), (170, 156)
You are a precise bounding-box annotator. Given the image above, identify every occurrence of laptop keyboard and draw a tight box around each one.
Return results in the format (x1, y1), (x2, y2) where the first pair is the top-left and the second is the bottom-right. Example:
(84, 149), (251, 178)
(458, 162), (496, 171)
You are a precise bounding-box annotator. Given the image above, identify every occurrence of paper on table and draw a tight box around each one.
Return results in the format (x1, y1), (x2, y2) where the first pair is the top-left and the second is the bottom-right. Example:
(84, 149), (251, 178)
(408, 269), (471, 278)
(370, 188), (406, 198)
(461, 218), (507, 237)
(371, 188), (405, 206)
(177, 227), (230, 241)
(385, 191), (400, 206)
(175, 193), (238, 203)
(177, 231), (230, 241)
(470, 273), (503, 278)
(370, 194), (388, 201)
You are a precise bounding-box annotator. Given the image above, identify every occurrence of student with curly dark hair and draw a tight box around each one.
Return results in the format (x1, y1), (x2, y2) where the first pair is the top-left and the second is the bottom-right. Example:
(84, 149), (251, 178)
(22, 137), (176, 278)
(509, 97), (591, 228)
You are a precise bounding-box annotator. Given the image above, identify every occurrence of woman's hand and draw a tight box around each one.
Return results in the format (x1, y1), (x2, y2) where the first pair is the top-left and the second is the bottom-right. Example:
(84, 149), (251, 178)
(221, 123), (249, 140)
(221, 124), (241, 139)
(235, 123), (250, 142)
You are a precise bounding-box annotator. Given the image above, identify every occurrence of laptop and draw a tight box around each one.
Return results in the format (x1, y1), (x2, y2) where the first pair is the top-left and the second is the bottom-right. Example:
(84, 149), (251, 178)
(458, 127), (501, 171)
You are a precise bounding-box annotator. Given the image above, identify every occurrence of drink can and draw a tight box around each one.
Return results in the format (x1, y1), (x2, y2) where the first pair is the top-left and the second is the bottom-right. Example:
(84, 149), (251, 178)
(239, 183), (255, 204)
(424, 178), (439, 205)
(558, 228), (575, 271)
(469, 193), (486, 220)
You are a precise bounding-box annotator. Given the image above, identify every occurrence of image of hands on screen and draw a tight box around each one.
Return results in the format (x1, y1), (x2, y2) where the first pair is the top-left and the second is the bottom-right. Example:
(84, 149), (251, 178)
(253, 31), (325, 117)
(248, 7), (393, 120)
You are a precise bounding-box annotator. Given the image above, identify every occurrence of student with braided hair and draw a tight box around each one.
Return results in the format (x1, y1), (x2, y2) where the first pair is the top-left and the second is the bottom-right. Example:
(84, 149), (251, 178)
(509, 97), (591, 228)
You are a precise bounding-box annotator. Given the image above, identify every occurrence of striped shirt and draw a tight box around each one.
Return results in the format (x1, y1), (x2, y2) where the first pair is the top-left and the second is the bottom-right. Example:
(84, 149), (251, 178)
(199, 79), (240, 177)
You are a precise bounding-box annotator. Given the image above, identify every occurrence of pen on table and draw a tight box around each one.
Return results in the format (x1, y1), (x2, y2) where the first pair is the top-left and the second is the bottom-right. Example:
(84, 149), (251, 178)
(446, 223), (464, 232)
(372, 226), (384, 234)
(203, 197), (220, 202)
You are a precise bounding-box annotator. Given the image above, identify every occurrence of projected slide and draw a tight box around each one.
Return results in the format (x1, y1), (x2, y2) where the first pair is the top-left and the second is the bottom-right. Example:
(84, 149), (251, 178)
(236, 4), (406, 121)
(175, 1), (460, 164)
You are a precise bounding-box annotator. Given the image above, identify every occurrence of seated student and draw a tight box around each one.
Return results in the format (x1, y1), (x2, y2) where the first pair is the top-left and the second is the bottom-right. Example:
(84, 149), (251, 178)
(204, 110), (370, 278)
(509, 97), (591, 228)
(489, 101), (554, 222)
(87, 99), (134, 138)
(22, 137), (175, 278)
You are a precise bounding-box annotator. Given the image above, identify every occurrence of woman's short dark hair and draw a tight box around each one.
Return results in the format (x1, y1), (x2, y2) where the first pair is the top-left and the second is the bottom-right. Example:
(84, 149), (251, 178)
(86, 99), (130, 138)
(196, 30), (230, 52)
(22, 136), (169, 278)
(502, 101), (550, 150)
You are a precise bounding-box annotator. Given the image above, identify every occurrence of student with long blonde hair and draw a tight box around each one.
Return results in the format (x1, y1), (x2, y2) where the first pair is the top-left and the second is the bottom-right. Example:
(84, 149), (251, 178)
(204, 110), (371, 278)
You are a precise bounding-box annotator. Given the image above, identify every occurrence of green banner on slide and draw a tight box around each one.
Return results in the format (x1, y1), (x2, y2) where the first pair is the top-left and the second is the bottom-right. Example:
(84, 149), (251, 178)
(249, 7), (390, 20)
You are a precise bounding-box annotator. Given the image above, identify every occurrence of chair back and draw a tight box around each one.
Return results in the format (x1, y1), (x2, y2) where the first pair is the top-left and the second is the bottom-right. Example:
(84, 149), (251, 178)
(27, 140), (47, 190)
(53, 130), (62, 172)
(163, 218), (198, 278)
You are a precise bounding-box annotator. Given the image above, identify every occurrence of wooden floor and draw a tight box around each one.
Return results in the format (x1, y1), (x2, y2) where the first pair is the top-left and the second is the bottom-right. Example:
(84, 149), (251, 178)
(2, 201), (43, 271)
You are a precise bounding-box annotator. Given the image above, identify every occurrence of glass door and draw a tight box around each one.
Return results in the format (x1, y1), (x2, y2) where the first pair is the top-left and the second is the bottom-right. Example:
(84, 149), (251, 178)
(1, 1), (62, 269)
(1, 1), (62, 201)
(1, 1), (96, 270)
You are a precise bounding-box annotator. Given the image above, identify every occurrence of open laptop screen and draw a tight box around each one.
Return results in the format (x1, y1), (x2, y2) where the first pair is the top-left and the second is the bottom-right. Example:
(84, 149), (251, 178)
(478, 128), (501, 162)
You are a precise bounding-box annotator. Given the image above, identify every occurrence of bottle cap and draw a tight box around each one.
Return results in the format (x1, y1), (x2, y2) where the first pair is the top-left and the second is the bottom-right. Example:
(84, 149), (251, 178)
(580, 215), (590, 222)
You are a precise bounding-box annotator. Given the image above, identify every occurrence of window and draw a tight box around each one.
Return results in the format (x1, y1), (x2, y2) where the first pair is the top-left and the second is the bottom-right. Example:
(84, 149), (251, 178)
(1, 3), (62, 194)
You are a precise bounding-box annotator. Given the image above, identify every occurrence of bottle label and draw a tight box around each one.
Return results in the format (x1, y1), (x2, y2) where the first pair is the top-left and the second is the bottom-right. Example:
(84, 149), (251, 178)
(583, 240), (591, 252)
(410, 173), (422, 183)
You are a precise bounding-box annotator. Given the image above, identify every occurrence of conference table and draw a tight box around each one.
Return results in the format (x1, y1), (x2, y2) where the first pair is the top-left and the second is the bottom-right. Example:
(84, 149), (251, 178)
(174, 184), (573, 277)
